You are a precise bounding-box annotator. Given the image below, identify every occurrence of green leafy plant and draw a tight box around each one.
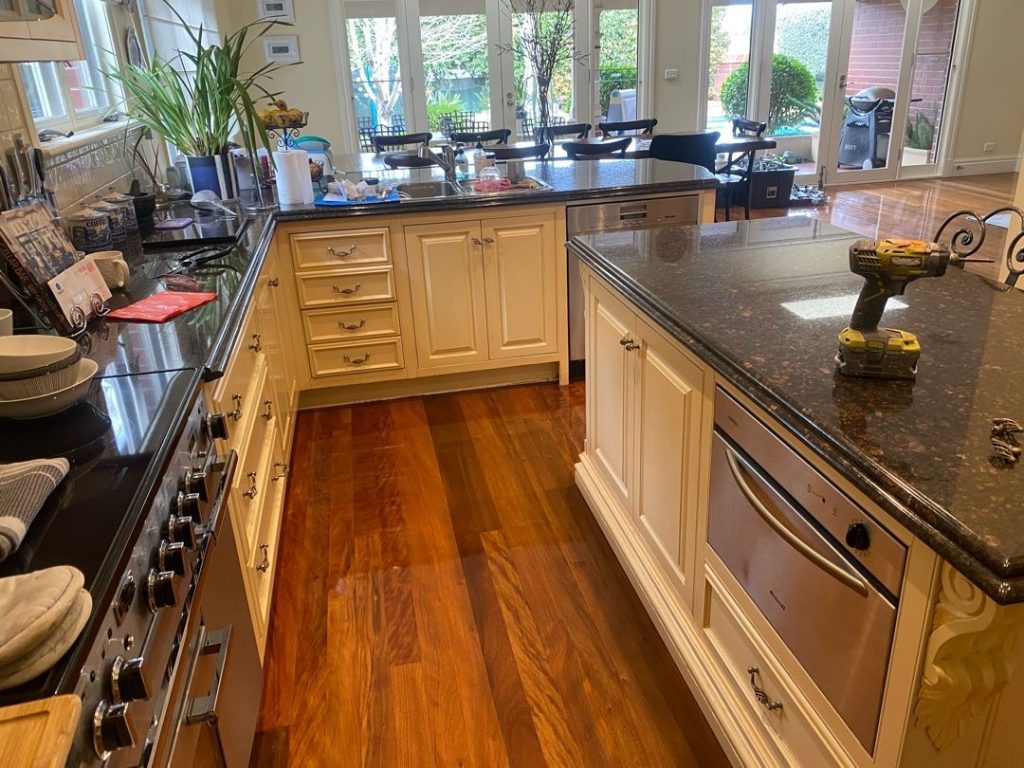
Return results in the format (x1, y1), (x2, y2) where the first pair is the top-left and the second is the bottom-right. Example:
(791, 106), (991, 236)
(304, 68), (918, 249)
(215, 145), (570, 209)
(783, 94), (821, 126)
(720, 54), (817, 132)
(426, 95), (467, 131)
(106, 3), (289, 158)
(598, 66), (638, 112)
(905, 111), (935, 151)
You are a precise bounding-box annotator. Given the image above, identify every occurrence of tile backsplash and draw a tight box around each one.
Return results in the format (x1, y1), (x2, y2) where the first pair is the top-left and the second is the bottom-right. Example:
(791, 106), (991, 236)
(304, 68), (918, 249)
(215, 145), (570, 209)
(0, 64), (31, 155)
(42, 127), (146, 212)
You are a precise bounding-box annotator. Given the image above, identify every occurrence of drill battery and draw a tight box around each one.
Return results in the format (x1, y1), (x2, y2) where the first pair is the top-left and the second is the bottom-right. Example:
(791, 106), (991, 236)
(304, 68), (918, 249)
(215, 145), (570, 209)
(836, 327), (920, 379)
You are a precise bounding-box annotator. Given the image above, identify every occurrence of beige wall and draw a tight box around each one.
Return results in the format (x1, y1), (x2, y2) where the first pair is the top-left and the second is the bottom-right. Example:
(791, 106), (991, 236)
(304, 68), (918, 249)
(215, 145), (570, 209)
(949, 0), (1024, 169)
(219, 0), (350, 151)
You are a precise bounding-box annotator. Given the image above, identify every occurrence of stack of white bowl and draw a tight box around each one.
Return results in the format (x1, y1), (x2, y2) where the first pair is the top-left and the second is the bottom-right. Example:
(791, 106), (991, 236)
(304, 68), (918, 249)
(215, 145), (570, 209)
(0, 336), (98, 419)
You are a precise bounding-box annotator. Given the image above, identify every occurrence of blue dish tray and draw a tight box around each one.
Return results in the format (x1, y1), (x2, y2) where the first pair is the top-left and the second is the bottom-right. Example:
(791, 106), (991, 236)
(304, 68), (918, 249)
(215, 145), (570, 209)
(314, 190), (400, 206)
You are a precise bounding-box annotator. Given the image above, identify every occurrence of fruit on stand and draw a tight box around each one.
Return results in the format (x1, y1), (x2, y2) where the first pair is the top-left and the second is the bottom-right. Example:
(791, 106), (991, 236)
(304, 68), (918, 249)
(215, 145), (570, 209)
(258, 99), (306, 128)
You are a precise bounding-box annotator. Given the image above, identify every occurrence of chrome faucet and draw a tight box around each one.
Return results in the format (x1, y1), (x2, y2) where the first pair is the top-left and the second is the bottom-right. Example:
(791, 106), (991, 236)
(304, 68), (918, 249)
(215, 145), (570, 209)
(417, 144), (457, 184)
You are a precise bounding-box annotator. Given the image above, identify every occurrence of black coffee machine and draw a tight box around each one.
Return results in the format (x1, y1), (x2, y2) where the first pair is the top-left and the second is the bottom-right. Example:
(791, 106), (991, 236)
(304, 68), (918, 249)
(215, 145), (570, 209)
(838, 86), (896, 169)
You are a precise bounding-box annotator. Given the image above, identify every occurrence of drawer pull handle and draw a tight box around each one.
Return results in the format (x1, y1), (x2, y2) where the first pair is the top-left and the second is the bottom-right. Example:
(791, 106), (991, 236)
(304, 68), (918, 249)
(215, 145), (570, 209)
(262, 399), (273, 422)
(249, 333), (262, 353)
(272, 462), (289, 481)
(338, 318), (366, 332)
(267, 277), (280, 287)
(471, 237), (483, 246)
(747, 667), (783, 712)
(624, 342), (640, 352)
(243, 471), (258, 500)
(327, 244), (357, 258)
(482, 236), (495, 244)
(255, 544), (270, 573)
(332, 283), (361, 295)
(619, 337), (633, 346)
(228, 393), (242, 421)
(343, 352), (370, 365)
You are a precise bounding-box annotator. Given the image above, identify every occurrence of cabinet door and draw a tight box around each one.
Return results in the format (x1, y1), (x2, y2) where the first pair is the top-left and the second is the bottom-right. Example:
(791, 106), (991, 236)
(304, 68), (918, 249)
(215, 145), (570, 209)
(634, 318), (708, 598)
(586, 278), (635, 509)
(255, 254), (293, 443)
(404, 221), (488, 369)
(481, 214), (558, 359)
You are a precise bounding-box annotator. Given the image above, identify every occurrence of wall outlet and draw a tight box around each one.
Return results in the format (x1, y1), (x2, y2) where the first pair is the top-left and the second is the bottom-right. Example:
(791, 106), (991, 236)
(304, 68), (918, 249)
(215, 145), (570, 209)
(664, 68), (679, 80)
(983, 142), (996, 153)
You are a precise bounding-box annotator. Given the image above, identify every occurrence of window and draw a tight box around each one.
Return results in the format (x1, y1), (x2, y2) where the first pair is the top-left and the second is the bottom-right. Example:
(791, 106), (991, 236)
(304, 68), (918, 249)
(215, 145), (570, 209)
(19, 0), (119, 131)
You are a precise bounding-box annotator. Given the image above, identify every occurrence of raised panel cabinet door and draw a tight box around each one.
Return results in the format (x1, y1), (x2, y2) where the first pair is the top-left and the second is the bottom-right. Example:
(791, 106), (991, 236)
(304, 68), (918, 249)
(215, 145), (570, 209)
(481, 214), (558, 359)
(257, 261), (293, 444)
(634, 319), (708, 596)
(586, 278), (635, 509)
(404, 221), (488, 369)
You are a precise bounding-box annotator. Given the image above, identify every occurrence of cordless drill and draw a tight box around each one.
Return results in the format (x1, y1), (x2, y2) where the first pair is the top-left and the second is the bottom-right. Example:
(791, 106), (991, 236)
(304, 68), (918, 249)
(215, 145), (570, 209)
(836, 238), (955, 380)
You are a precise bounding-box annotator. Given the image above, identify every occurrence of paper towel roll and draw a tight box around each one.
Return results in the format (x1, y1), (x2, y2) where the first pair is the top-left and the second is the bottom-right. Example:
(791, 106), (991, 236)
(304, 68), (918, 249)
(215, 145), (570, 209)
(274, 149), (315, 205)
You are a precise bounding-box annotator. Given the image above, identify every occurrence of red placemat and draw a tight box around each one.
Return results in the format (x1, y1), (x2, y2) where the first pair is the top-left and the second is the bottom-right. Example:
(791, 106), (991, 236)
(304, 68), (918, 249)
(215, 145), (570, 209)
(105, 292), (217, 322)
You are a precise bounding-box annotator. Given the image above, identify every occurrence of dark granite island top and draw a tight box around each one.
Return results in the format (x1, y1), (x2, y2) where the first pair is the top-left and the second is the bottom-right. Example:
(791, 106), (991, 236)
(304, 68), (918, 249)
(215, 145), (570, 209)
(568, 216), (1024, 604)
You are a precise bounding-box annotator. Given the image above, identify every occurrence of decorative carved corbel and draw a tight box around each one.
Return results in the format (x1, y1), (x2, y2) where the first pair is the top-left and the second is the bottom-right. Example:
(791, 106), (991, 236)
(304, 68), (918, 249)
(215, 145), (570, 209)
(914, 563), (1024, 751)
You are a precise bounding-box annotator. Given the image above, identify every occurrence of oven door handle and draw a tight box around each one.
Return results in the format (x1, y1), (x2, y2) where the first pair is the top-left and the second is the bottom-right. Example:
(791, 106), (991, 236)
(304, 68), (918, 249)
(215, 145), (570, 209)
(724, 446), (869, 597)
(184, 625), (232, 726)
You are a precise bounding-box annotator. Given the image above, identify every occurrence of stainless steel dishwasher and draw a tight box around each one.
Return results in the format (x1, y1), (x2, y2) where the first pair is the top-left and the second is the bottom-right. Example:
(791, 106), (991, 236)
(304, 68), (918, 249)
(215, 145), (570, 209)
(708, 388), (907, 753)
(566, 193), (701, 368)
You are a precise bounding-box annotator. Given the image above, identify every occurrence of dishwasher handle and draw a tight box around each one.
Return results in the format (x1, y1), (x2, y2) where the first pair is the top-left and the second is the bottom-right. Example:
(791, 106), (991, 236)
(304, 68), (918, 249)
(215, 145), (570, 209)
(724, 446), (869, 597)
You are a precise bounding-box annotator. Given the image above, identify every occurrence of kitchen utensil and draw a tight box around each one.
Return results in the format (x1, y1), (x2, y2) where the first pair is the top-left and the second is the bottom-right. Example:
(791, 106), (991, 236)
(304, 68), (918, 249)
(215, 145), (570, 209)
(0, 348), (81, 399)
(190, 189), (238, 218)
(0, 336), (78, 376)
(0, 358), (98, 419)
(85, 251), (130, 289)
(0, 309), (11, 336)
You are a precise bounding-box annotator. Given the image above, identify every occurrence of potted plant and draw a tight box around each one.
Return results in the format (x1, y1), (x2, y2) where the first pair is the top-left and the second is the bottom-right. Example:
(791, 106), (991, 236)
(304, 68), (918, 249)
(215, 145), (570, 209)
(108, 6), (285, 199)
(903, 111), (935, 166)
(497, 0), (587, 138)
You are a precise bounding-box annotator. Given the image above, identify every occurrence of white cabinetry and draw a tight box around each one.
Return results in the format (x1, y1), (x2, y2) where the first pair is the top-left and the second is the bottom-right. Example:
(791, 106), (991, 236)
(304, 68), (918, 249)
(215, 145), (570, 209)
(0, 0), (83, 61)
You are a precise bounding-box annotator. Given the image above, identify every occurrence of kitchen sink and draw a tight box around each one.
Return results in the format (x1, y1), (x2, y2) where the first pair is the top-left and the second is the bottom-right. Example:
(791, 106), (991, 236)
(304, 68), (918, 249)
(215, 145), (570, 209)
(396, 180), (461, 199)
(458, 176), (553, 195)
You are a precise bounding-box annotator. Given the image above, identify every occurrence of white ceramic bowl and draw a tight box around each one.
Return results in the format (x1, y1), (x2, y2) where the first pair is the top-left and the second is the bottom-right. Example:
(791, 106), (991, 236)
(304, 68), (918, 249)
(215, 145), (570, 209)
(0, 358), (98, 419)
(0, 335), (79, 375)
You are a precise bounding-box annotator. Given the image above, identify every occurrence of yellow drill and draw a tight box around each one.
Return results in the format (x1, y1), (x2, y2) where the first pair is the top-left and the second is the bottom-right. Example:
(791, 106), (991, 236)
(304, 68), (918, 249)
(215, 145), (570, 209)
(836, 238), (956, 380)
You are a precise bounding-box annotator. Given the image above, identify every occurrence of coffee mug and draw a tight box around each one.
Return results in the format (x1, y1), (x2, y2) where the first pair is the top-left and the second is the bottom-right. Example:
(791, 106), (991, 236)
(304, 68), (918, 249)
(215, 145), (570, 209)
(87, 250), (130, 289)
(0, 308), (12, 336)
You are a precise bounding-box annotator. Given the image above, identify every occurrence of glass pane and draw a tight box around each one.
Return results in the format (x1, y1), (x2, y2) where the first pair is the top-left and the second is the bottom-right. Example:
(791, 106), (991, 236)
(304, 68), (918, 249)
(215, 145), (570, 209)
(706, 1), (753, 133)
(346, 6), (407, 148)
(901, 0), (960, 169)
(835, 0), (907, 172)
(419, 2), (490, 138)
(598, 4), (639, 122)
(769, 1), (833, 175)
(67, 0), (115, 113)
(512, 9), (577, 139)
(0, 0), (55, 21)
(19, 62), (67, 122)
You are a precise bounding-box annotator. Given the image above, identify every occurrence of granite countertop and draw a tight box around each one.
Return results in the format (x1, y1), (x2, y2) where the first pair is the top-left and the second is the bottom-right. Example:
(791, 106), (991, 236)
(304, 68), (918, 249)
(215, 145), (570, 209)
(568, 216), (1024, 603)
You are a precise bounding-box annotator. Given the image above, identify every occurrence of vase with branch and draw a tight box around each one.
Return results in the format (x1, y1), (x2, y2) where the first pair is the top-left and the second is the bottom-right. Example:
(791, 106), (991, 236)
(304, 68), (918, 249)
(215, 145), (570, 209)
(497, 0), (587, 140)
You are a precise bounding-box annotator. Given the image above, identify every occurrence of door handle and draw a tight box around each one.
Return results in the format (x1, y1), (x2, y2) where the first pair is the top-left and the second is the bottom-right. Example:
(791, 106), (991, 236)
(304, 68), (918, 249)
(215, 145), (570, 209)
(184, 626), (232, 725)
(723, 446), (869, 597)
(838, 73), (848, 89)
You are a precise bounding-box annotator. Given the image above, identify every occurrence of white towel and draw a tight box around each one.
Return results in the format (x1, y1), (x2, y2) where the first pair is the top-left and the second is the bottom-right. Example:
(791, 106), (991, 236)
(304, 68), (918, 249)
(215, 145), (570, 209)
(0, 458), (69, 562)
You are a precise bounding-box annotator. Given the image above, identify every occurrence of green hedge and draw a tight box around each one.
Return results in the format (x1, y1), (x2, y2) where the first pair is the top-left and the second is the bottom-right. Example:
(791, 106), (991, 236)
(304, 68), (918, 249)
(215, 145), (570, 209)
(720, 54), (816, 132)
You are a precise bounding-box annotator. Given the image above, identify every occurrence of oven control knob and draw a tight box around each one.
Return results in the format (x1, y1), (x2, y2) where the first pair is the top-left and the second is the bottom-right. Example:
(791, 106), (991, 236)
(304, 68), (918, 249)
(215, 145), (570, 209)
(146, 569), (177, 612)
(177, 491), (203, 521)
(184, 467), (211, 501)
(845, 522), (871, 551)
(167, 514), (197, 549)
(110, 655), (148, 703)
(158, 540), (188, 576)
(204, 412), (230, 441)
(113, 572), (136, 621)
(93, 700), (135, 758)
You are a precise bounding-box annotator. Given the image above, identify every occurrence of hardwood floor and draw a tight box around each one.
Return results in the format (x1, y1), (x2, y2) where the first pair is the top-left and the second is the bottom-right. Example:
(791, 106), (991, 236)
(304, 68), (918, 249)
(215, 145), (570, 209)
(737, 172), (1018, 280)
(252, 382), (730, 768)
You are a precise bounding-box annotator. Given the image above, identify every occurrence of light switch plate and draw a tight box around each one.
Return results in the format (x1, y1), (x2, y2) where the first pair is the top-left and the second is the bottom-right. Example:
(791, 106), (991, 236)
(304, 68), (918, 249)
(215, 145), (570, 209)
(664, 68), (679, 80)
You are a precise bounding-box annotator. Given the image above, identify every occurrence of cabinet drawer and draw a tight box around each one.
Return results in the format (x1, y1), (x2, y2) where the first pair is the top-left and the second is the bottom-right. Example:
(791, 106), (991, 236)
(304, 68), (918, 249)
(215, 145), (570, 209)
(211, 309), (262, 449)
(231, 365), (275, 560)
(250, 435), (288, 635)
(702, 573), (846, 767)
(302, 304), (400, 344)
(290, 228), (391, 271)
(308, 338), (404, 378)
(296, 267), (395, 308)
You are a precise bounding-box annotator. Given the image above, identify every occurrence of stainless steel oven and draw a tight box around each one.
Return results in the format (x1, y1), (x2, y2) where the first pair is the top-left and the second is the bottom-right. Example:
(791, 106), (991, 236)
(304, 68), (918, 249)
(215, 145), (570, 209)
(707, 388), (907, 753)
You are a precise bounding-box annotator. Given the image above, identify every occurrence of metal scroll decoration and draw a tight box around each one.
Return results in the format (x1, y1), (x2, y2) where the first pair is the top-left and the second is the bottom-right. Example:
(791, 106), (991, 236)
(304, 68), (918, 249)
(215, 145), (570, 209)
(932, 206), (1024, 287)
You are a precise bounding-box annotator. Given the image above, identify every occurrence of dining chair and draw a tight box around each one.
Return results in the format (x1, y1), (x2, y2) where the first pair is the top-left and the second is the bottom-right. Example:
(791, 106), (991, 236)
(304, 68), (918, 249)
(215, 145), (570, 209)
(597, 118), (657, 139)
(488, 143), (551, 160)
(371, 132), (433, 153)
(450, 128), (511, 146)
(540, 123), (592, 143)
(563, 137), (631, 160)
(381, 151), (436, 169)
(732, 117), (767, 137)
(649, 132), (743, 222)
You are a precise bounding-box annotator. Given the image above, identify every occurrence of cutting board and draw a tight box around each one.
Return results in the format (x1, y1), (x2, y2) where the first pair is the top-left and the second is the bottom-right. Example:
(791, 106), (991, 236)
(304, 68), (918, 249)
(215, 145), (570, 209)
(0, 694), (80, 767)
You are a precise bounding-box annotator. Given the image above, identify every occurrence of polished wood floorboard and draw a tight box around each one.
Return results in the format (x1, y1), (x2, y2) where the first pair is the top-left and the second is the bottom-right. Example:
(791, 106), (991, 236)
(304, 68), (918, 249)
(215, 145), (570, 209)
(737, 172), (1017, 280)
(252, 382), (730, 768)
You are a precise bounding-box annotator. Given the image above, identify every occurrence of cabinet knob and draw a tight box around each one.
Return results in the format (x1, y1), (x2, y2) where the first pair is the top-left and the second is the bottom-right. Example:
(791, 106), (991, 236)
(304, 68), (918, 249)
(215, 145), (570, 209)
(482, 237), (495, 244)
(624, 342), (640, 351)
(262, 399), (274, 422)
(471, 237), (483, 246)
(243, 471), (258, 500)
(268, 277), (280, 287)
(249, 333), (262, 353)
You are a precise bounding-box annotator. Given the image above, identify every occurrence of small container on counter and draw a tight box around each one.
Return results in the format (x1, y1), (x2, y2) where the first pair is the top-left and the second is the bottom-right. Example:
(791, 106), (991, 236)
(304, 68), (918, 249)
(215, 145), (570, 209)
(64, 208), (112, 252)
(92, 202), (127, 242)
(102, 193), (139, 232)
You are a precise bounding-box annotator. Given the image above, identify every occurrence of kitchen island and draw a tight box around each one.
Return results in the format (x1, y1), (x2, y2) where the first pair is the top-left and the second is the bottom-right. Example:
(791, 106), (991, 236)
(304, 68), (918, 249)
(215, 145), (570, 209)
(567, 216), (1024, 768)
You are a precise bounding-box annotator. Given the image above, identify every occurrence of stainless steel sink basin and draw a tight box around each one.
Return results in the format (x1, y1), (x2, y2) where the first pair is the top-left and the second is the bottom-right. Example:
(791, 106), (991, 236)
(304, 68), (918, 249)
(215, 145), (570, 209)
(396, 180), (461, 199)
